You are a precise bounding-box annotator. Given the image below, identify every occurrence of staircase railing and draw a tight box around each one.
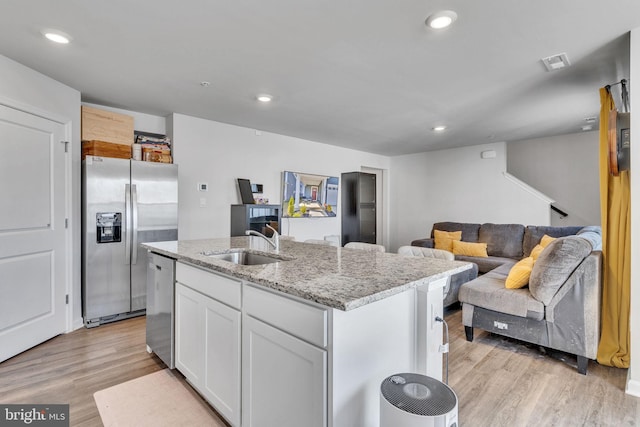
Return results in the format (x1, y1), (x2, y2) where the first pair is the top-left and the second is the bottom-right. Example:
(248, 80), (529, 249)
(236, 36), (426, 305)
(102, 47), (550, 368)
(550, 205), (568, 218)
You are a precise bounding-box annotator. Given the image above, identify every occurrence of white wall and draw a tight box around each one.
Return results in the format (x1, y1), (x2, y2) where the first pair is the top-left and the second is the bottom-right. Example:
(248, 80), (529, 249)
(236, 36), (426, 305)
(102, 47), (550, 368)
(626, 27), (640, 398)
(0, 54), (82, 329)
(388, 141), (551, 252)
(507, 131), (600, 226)
(169, 114), (390, 244)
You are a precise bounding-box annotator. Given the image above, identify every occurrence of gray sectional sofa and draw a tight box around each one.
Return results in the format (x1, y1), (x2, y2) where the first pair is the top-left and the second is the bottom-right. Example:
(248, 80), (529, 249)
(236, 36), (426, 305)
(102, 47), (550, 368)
(412, 221), (602, 374)
(411, 222), (588, 273)
(411, 222), (582, 306)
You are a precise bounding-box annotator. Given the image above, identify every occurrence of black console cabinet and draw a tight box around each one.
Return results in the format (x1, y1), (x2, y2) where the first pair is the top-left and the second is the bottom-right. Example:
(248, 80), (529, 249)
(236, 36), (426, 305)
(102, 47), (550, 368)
(341, 172), (376, 246)
(230, 204), (281, 237)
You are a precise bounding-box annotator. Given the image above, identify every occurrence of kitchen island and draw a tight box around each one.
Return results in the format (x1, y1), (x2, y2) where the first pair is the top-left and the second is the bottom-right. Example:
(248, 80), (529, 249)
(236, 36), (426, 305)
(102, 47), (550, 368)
(144, 237), (472, 427)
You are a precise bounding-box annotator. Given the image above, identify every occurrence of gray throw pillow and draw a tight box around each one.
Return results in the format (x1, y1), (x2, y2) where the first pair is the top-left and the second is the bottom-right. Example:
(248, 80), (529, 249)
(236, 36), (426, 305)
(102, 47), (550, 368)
(529, 236), (592, 305)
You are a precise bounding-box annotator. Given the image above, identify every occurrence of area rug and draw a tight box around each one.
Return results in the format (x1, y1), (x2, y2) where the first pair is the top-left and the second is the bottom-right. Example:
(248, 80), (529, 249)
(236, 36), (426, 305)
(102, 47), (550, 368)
(94, 369), (226, 426)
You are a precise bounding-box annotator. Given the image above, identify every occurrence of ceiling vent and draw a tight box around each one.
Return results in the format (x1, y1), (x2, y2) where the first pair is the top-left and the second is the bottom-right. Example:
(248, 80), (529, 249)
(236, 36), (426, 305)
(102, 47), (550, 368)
(541, 53), (571, 71)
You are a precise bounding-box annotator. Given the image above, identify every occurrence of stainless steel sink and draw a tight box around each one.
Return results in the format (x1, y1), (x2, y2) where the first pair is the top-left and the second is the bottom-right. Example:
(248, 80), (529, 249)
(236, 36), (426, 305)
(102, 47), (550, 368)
(201, 250), (283, 265)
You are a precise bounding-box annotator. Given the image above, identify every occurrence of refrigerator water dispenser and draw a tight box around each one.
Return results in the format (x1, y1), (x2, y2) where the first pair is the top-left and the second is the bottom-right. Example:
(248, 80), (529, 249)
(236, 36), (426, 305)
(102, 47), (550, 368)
(96, 212), (122, 243)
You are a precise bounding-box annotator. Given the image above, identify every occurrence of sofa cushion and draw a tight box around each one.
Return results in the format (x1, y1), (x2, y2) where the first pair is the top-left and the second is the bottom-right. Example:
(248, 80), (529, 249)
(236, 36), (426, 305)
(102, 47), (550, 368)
(432, 222), (481, 243)
(454, 255), (515, 274)
(434, 230), (462, 251)
(523, 225), (583, 257)
(529, 236), (593, 305)
(443, 263), (479, 307)
(490, 260), (518, 276)
(478, 223), (525, 259)
(459, 271), (545, 320)
(411, 238), (434, 248)
(451, 240), (488, 257)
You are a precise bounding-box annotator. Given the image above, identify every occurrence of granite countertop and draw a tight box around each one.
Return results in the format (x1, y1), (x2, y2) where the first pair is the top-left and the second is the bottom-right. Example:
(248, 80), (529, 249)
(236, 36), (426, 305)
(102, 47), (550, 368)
(143, 237), (473, 311)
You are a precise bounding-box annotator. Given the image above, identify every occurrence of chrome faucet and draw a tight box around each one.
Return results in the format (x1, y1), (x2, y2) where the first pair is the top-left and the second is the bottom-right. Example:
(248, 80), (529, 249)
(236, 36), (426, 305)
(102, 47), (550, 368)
(245, 224), (280, 251)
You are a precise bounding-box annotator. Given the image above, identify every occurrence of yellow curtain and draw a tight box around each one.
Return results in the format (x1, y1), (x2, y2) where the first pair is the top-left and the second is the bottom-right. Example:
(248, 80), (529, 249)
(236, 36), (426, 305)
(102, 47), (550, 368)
(596, 87), (631, 368)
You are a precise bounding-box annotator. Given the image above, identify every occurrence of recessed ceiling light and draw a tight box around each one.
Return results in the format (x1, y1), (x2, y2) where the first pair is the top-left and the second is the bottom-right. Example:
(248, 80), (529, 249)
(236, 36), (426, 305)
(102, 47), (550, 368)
(425, 10), (458, 29)
(432, 125), (447, 132)
(541, 53), (570, 71)
(42, 29), (72, 44)
(256, 94), (273, 103)
(200, 81), (211, 87)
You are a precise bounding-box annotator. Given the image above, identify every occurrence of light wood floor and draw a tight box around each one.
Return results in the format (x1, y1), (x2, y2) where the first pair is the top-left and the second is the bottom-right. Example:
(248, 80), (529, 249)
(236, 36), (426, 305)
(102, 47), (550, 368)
(0, 316), (227, 427)
(1, 310), (637, 426)
(445, 306), (639, 426)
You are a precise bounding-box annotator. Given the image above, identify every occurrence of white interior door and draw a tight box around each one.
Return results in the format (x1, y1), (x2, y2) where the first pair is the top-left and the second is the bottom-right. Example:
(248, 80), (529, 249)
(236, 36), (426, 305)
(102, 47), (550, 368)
(0, 104), (68, 362)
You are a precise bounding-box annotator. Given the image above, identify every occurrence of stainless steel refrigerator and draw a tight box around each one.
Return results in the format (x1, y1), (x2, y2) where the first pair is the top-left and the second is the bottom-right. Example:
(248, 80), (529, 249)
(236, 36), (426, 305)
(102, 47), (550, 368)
(82, 155), (178, 327)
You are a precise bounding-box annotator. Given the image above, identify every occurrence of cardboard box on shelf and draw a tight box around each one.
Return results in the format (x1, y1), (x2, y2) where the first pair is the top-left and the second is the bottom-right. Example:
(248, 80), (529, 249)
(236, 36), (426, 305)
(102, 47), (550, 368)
(82, 140), (132, 160)
(142, 147), (172, 163)
(81, 106), (134, 145)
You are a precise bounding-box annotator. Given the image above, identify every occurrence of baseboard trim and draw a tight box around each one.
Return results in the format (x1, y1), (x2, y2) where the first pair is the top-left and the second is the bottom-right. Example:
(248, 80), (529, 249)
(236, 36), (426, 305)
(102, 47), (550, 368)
(72, 317), (85, 331)
(625, 370), (640, 397)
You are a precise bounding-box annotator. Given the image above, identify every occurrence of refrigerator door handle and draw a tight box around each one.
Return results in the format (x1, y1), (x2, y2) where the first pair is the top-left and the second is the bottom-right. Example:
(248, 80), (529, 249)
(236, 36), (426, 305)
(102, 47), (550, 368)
(132, 184), (139, 264)
(125, 184), (132, 265)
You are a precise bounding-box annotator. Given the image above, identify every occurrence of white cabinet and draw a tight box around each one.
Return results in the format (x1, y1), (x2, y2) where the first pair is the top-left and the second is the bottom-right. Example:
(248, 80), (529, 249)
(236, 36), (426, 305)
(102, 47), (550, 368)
(175, 263), (241, 427)
(173, 263), (440, 427)
(242, 284), (327, 427)
(202, 294), (241, 425)
(175, 283), (204, 384)
(243, 284), (327, 348)
(242, 315), (327, 427)
(176, 268), (328, 427)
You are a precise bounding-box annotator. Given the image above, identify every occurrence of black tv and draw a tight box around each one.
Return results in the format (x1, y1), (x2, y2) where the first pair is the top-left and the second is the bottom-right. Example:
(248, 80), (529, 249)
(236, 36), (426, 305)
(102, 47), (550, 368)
(237, 178), (255, 204)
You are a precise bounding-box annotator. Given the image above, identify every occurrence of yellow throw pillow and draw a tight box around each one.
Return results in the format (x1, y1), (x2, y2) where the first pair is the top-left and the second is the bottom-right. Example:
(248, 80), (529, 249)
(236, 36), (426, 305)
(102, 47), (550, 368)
(531, 235), (556, 260)
(505, 257), (534, 289)
(530, 244), (544, 261)
(434, 230), (462, 252)
(540, 234), (556, 247)
(451, 240), (488, 257)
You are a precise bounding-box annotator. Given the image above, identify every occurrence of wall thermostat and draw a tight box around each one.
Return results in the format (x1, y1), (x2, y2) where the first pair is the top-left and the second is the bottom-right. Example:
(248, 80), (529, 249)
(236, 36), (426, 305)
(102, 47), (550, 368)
(198, 182), (208, 192)
(481, 150), (497, 159)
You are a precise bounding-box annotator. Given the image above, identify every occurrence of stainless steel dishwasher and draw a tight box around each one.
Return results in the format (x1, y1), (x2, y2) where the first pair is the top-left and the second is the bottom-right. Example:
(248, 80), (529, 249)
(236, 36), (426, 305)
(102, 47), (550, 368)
(146, 251), (175, 368)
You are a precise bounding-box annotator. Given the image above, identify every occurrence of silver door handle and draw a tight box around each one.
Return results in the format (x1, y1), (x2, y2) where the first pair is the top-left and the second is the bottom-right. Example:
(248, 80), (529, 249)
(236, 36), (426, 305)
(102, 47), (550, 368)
(125, 184), (131, 265)
(132, 184), (139, 264)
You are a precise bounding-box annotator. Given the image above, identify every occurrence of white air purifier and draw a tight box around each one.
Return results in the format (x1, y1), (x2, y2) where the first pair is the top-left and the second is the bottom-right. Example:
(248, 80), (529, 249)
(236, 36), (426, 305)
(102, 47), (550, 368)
(380, 373), (458, 427)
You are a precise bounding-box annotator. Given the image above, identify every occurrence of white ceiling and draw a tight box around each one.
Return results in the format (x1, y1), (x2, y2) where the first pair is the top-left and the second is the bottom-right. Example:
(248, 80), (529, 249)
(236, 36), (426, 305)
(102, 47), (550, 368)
(1, 0), (638, 156)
